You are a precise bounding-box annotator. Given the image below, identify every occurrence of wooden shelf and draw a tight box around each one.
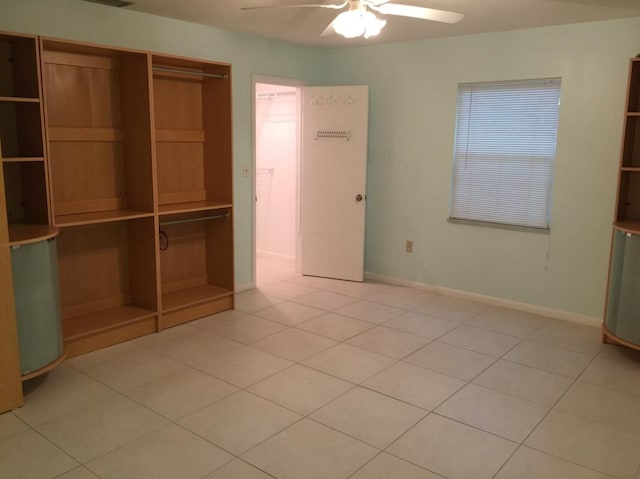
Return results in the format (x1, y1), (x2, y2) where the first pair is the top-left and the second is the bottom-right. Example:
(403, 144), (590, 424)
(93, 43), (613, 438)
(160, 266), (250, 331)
(8, 224), (58, 245)
(602, 324), (640, 352)
(161, 285), (234, 329)
(55, 209), (154, 227)
(613, 220), (640, 235)
(48, 127), (124, 142)
(63, 304), (156, 340)
(21, 352), (66, 382)
(621, 167), (640, 172)
(158, 201), (232, 215)
(2, 157), (44, 163)
(0, 32), (52, 411)
(162, 285), (233, 312)
(628, 112), (640, 117)
(0, 96), (39, 103)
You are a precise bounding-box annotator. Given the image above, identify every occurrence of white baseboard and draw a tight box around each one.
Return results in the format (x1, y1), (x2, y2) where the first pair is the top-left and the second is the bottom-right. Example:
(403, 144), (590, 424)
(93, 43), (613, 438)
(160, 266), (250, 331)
(364, 271), (601, 328)
(256, 250), (295, 261)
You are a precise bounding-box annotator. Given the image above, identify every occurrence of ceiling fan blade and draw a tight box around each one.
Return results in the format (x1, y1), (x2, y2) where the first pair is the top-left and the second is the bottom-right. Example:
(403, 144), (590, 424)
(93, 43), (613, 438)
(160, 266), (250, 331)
(370, 3), (464, 23)
(241, 2), (347, 11)
(320, 18), (338, 36)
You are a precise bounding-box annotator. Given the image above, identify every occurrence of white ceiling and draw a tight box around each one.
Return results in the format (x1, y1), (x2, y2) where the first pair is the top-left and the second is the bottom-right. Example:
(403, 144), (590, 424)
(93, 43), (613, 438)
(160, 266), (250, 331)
(117, 0), (640, 48)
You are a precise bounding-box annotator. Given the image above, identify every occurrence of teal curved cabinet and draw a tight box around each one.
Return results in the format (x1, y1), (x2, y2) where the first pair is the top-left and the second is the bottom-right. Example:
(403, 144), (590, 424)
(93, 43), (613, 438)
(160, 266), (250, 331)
(10, 235), (64, 377)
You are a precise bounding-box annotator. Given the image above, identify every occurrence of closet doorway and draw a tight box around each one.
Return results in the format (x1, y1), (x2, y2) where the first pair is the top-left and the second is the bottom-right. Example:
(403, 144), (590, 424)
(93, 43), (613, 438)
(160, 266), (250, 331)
(253, 78), (302, 286)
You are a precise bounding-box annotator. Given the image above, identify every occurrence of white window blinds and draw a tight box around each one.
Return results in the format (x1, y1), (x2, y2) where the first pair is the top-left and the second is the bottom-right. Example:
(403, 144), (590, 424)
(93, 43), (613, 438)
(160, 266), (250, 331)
(450, 78), (561, 230)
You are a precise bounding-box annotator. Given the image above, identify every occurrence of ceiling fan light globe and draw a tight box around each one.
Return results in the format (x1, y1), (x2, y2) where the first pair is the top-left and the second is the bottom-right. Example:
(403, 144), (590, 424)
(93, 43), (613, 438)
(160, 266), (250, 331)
(363, 11), (385, 38)
(333, 10), (366, 38)
(333, 8), (386, 39)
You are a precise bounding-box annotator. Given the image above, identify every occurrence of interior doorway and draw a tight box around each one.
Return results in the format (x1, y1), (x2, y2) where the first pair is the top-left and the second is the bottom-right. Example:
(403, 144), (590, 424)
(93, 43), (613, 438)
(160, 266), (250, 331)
(253, 79), (301, 286)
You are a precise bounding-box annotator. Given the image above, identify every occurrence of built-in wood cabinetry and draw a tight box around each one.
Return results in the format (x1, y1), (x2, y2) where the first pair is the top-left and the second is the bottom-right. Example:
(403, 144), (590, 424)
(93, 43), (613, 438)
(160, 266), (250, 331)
(152, 55), (234, 329)
(40, 40), (160, 356)
(0, 32), (234, 410)
(0, 32), (52, 244)
(603, 57), (640, 350)
(38, 39), (234, 357)
(0, 31), (58, 412)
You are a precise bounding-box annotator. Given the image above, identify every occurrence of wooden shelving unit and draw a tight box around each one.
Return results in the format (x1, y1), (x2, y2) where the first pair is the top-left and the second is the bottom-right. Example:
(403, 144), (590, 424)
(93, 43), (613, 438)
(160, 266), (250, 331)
(36, 39), (235, 357)
(603, 57), (640, 350)
(158, 201), (233, 215)
(41, 39), (155, 226)
(151, 57), (232, 209)
(0, 32), (50, 233)
(0, 32), (235, 382)
(0, 31), (62, 412)
(55, 218), (159, 357)
(158, 209), (234, 328)
(39, 39), (157, 357)
(152, 54), (234, 329)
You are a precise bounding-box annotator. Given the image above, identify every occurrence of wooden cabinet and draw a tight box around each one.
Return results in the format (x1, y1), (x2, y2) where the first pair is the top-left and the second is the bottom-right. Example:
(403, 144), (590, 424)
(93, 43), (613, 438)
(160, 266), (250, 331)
(0, 32), (52, 244)
(152, 55), (234, 329)
(41, 40), (155, 226)
(0, 33), (234, 405)
(152, 56), (231, 212)
(56, 219), (159, 357)
(159, 209), (234, 328)
(0, 32), (66, 413)
(39, 40), (160, 356)
(603, 57), (640, 350)
(38, 40), (234, 357)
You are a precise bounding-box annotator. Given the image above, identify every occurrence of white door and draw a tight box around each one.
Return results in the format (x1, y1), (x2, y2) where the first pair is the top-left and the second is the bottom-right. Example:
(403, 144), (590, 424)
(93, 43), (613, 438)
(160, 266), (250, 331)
(301, 85), (368, 282)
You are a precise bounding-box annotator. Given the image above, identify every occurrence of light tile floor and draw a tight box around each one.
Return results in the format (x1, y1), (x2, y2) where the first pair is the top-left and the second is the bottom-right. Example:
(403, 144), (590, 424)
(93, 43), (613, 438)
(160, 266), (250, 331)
(2, 255), (640, 478)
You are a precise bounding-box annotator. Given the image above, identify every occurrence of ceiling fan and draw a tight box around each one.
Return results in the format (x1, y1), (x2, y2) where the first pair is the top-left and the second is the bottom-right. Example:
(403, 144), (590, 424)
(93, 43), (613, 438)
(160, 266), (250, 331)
(241, 0), (464, 39)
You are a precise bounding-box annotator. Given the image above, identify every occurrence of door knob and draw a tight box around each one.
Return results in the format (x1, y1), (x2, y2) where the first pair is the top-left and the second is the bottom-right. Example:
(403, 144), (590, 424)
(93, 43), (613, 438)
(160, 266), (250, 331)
(355, 194), (363, 202)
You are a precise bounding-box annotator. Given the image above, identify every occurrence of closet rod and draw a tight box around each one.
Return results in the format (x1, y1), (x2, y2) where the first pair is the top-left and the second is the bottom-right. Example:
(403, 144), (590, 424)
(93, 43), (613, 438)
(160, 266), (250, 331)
(152, 66), (228, 79)
(159, 212), (230, 226)
(256, 91), (297, 98)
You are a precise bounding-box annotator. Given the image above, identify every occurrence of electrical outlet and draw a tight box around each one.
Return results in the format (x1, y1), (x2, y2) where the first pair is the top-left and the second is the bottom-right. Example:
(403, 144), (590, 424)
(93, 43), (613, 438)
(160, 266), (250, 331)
(405, 240), (413, 253)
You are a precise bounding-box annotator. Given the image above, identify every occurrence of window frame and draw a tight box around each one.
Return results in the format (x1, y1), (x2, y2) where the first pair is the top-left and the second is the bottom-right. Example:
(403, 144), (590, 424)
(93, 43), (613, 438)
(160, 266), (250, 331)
(448, 77), (562, 232)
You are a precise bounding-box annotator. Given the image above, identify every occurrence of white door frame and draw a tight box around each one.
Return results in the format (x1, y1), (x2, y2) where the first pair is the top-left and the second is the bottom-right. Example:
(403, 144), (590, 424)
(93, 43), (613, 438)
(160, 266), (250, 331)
(251, 74), (305, 287)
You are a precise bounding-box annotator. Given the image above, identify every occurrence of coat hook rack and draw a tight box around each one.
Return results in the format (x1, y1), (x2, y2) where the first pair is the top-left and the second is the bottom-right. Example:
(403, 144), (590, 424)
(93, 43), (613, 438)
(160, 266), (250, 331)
(315, 130), (351, 141)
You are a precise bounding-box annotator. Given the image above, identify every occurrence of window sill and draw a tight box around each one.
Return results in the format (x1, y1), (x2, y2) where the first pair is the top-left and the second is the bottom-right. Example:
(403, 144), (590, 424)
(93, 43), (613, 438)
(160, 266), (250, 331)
(447, 217), (550, 234)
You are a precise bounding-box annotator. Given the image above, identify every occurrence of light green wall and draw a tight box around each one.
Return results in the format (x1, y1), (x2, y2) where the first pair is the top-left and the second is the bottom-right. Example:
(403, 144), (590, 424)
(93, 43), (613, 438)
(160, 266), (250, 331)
(2, 0), (639, 318)
(327, 18), (640, 318)
(0, 0), (328, 288)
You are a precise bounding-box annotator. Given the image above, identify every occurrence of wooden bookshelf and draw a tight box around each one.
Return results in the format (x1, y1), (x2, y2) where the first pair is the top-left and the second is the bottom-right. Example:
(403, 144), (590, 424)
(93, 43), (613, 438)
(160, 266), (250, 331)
(41, 39), (155, 223)
(158, 208), (234, 328)
(0, 31), (55, 411)
(603, 58), (640, 351)
(55, 217), (159, 356)
(1, 33), (235, 384)
(55, 210), (154, 228)
(32, 38), (235, 358)
(152, 53), (234, 330)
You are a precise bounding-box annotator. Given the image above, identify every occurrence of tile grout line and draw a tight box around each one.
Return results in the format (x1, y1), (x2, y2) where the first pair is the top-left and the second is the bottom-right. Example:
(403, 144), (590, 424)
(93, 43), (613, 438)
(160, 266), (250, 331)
(493, 344), (614, 479)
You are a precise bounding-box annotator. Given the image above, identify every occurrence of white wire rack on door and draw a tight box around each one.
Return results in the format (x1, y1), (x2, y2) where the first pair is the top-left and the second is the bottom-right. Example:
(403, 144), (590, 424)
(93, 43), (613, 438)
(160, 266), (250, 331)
(256, 168), (275, 251)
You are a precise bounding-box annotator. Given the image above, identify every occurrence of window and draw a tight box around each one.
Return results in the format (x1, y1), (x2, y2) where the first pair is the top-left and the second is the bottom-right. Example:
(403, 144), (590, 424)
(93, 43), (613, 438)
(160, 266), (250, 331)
(449, 78), (561, 230)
